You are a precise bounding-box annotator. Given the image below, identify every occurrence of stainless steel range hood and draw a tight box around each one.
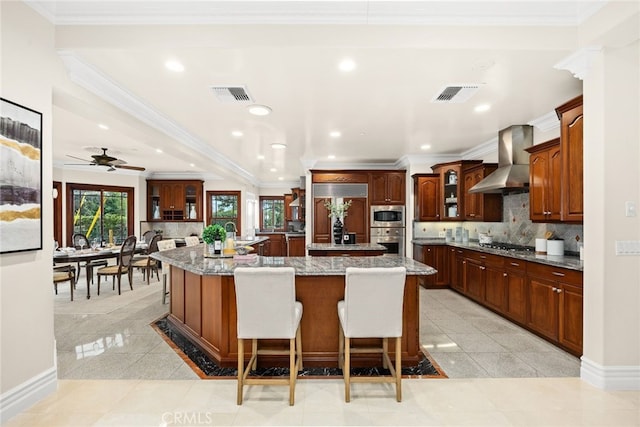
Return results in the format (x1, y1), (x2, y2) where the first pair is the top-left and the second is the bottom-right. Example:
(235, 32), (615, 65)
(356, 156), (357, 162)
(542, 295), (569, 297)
(468, 125), (533, 194)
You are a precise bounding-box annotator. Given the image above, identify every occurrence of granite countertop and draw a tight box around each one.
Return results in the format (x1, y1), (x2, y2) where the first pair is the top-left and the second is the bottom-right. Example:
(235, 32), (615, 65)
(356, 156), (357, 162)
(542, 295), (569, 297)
(151, 244), (436, 277)
(412, 238), (584, 271)
(307, 242), (387, 251)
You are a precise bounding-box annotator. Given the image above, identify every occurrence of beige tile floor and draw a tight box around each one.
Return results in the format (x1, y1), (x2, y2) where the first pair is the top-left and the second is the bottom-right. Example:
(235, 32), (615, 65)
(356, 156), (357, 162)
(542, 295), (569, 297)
(6, 270), (638, 425)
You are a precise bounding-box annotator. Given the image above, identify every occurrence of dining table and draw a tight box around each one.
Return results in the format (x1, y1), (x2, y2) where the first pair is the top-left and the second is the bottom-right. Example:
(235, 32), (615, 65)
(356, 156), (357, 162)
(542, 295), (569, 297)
(53, 243), (147, 299)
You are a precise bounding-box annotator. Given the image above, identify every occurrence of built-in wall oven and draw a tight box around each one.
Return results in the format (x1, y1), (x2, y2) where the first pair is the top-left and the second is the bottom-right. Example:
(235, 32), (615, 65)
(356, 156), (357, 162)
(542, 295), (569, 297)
(370, 227), (405, 257)
(370, 205), (405, 256)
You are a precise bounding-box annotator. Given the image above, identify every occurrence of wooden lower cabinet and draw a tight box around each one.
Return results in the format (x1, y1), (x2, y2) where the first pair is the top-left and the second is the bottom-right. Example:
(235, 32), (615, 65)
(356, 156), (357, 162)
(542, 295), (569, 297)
(447, 248), (582, 356)
(449, 248), (465, 293)
(526, 262), (583, 355)
(255, 233), (285, 256)
(503, 259), (527, 324)
(286, 235), (306, 256)
(413, 244), (448, 288)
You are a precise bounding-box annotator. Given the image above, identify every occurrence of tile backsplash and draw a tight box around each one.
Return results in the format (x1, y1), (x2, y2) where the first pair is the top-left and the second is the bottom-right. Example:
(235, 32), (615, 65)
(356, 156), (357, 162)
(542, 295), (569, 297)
(140, 221), (204, 238)
(413, 192), (583, 253)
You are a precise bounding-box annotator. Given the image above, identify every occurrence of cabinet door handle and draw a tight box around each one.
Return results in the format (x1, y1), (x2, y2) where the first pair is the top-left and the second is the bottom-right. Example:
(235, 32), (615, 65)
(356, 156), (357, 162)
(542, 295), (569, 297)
(510, 262), (520, 267)
(552, 287), (558, 292)
(503, 273), (508, 277)
(552, 272), (566, 277)
(463, 261), (466, 264)
(480, 255), (487, 259)
(480, 266), (486, 270)
(556, 288), (563, 293)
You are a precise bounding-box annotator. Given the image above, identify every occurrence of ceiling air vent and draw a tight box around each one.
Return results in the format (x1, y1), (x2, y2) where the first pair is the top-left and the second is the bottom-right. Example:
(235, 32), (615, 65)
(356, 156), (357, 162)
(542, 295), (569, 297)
(211, 86), (254, 103)
(431, 84), (482, 103)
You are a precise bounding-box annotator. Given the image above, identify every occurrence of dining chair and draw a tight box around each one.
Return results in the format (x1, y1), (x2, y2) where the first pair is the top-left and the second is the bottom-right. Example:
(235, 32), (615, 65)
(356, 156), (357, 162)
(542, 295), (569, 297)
(71, 232), (108, 285)
(338, 266), (407, 402)
(233, 267), (303, 406)
(157, 238), (176, 304)
(131, 234), (161, 284)
(184, 236), (200, 247)
(53, 265), (76, 301)
(96, 235), (137, 295)
(142, 230), (156, 244)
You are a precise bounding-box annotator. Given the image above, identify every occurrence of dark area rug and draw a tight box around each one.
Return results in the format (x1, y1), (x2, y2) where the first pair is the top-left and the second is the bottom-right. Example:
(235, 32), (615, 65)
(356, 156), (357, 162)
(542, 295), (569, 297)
(153, 316), (447, 379)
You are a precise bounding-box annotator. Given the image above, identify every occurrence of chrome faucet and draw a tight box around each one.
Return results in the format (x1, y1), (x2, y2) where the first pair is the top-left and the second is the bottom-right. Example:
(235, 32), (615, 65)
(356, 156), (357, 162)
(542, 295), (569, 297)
(224, 222), (238, 239)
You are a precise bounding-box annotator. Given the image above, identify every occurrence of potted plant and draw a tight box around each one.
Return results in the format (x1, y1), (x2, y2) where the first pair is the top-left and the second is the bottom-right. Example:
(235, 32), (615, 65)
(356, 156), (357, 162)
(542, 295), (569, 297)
(202, 224), (226, 254)
(324, 199), (352, 244)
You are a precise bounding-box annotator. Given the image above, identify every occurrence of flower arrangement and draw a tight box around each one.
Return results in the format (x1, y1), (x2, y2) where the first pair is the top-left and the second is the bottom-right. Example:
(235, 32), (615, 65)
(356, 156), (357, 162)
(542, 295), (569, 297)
(324, 199), (352, 218)
(202, 224), (226, 244)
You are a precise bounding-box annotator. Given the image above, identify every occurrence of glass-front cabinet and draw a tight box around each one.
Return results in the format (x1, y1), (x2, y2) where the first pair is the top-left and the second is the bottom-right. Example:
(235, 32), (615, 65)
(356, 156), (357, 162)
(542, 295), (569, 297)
(147, 180), (203, 221)
(431, 161), (482, 221)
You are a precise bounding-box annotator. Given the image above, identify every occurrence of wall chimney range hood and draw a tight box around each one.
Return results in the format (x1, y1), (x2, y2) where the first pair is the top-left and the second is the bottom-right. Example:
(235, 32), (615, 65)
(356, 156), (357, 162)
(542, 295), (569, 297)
(468, 125), (533, 194)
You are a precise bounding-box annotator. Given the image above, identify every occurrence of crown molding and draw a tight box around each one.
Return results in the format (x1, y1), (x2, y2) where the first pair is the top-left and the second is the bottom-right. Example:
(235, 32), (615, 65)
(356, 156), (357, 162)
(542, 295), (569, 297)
(461, 137), (498, 160)
(528, 110), (560, 132)
(26, 1), (605, 26)
(56, 50), (260, 187)
(554, 46), (602, 80)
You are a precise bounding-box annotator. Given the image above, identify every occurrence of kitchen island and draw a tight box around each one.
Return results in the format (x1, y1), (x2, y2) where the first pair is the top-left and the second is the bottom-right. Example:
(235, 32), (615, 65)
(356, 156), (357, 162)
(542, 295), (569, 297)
(152, 245), (436, 368)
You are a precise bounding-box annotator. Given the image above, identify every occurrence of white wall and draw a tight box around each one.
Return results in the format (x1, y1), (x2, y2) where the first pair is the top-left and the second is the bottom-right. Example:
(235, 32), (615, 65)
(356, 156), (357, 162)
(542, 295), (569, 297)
(0, 2), (57, 421)
(579, 1), (640, 389)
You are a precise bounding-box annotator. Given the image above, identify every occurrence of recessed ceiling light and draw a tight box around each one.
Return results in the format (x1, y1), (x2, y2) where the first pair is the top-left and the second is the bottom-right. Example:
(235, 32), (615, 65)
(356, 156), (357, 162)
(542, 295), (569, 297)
(247, 104), (272, 116)
(329, 131), (341, 138)
(328, 155), (336, 159)
(278, 177), (284, 181)
(474, 103), (491, 113)
(165, 60), (184, 72)
(98, 124), (109, 130)
(270, 168), (277, 172)
(156, 148), (163, 154)
(271, 143), (287, 150)
(420, 144), (431, 150)
(338, 58), (356, 72)
(231, 130), (243, 137)
(190, 163), (195, 167)
(257, 154), (265, 160)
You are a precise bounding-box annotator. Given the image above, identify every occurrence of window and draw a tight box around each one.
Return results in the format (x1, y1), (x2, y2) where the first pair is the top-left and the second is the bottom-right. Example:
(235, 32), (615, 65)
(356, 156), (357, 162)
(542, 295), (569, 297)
(207, 191), (241, 233)
(66, 183), (134, 246)
(260, 196), (284, 231)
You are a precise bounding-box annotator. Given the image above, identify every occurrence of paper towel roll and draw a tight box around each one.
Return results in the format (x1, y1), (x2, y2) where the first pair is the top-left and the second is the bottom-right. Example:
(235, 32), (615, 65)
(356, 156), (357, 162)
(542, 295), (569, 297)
(535, 238), (547, 254)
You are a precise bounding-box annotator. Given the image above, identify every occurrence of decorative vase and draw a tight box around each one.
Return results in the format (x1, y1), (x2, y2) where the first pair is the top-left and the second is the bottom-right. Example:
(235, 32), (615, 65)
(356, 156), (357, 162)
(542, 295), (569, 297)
(333, 218), (343, 244)
(153, 205), (160, 219)
(189, 205), (197, 219)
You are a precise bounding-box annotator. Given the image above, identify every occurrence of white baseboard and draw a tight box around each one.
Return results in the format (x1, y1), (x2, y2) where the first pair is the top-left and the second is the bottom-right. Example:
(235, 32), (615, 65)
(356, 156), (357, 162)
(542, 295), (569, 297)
(0, 367), (57, 423)
(581, 356), (640, 390)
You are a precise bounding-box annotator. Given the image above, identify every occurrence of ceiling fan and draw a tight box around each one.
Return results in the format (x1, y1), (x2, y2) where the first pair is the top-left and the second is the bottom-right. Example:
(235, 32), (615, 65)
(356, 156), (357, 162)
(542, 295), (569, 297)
(66, 147), (146, 172)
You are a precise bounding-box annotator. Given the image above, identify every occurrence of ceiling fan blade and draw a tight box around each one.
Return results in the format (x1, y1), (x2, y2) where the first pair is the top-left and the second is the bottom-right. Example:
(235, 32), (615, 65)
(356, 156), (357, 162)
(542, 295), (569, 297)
(66, 154), (93, 163)
(108, 159), (127, 166)
(114, 164), (146, 171)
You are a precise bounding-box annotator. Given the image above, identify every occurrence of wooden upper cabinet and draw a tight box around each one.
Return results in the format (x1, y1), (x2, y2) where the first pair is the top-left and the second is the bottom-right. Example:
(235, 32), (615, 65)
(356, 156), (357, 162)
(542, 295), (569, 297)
(462, 163), (502, 222)
(369, 171), (406, 205)
(432, 160), (482, 221)
(412, 174), (440, 221)
(526, 139), (562, 222)
(147, 180), (203, 221)
(311, 171), (369, 183)
(556, 95), (583, 223)
(284, 193), (293, 221)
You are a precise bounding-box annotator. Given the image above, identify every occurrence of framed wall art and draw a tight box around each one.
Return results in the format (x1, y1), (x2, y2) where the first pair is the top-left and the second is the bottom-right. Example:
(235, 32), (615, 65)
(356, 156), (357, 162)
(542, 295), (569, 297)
(0, 98), (43, 254)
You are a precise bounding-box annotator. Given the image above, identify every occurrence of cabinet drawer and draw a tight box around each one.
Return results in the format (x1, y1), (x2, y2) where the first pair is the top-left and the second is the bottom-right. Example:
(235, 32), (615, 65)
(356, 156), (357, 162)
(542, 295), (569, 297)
(464, 250), (503, 266)
(527, 262), (582, 286)
(503, 257), (527, 272)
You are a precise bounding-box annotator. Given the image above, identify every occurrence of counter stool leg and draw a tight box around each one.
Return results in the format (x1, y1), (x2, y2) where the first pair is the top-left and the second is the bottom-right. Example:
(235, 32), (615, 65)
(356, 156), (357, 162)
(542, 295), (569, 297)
(237, 338), (244, 405)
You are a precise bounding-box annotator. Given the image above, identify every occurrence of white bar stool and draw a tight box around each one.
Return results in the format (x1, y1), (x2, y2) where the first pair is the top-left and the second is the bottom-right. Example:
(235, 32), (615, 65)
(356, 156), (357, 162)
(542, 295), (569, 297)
(338, 266), (407, 402)
(157, 239), (176, 304)
(233, 267), (303, 406)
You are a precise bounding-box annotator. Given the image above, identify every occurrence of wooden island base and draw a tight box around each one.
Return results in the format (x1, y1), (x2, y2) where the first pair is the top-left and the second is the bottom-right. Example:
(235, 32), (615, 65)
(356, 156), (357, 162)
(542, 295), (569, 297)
(167, 267), (421, 368)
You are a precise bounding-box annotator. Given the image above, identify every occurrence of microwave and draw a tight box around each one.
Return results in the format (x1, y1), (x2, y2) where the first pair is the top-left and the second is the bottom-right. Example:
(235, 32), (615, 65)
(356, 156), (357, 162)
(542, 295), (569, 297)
(370, 205), (405, 227)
